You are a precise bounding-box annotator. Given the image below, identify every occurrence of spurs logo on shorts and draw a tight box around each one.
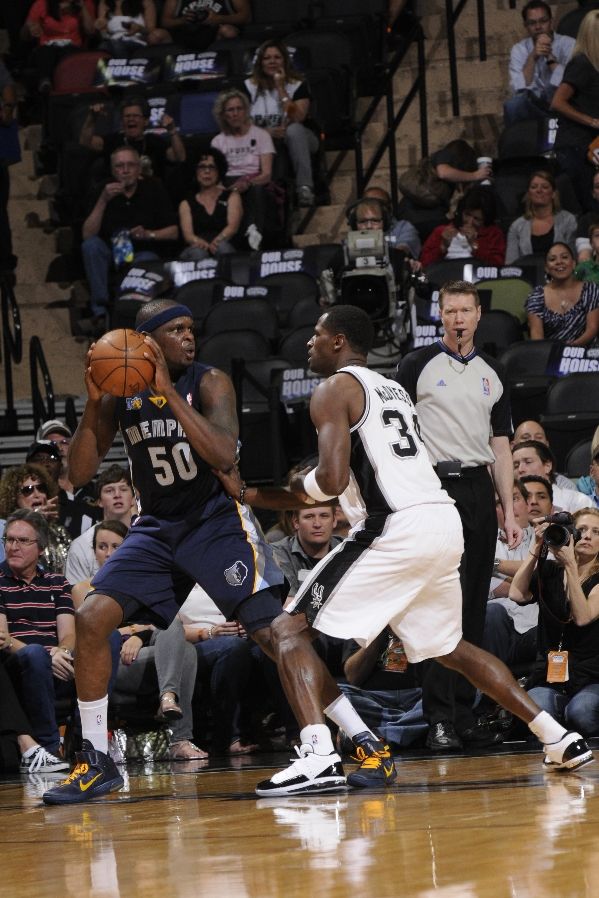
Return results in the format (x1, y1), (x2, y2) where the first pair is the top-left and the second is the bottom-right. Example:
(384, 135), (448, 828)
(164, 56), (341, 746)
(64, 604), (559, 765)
(310, 582), (325, 608)
(224, 560), (249, 587)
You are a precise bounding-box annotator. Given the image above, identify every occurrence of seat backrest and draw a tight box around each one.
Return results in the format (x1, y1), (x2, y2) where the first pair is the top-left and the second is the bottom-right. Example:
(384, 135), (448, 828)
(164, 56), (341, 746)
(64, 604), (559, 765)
(285, 30), (354, 71)
(52, 51), (110, 94)
(497, 121), (542, 160)
(174, 278), (229, 325)
(287, 296), (321, 331)
(179, 92), (219, 135)
(474, 310), (523, 357)
(203, 298), (279, 344)
(564, 439), (593, 479)
(255, 272), (319, 328)
(556, 6), (597, 39)
(251, 0), (312, 25)
(475, 278), (531, 324)
(509, 253), (547, 288)
(196, 330), (271, 372)
(498, 340), (556, 378)
(545, 373), (599, 415)
(277, 325), (315, 364)
(240, 358), (293, 405)
(424, 257), (481, 289)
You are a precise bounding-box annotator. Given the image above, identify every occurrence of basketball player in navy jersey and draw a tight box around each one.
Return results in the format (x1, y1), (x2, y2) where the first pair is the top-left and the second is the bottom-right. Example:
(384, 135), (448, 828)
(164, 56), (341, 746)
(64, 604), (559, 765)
(254, 305), (592, 796)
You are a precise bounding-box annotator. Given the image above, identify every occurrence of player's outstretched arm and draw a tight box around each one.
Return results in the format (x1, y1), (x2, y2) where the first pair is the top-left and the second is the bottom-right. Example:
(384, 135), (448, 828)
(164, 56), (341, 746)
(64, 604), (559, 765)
(68, 348), (118, 487)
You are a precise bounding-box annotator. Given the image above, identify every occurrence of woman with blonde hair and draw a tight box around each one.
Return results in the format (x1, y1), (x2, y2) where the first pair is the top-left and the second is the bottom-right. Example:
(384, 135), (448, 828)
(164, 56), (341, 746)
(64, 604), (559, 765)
(505, 170), (577, 264)
(510, 506), (599, 737)
(551, 9), (599, 210)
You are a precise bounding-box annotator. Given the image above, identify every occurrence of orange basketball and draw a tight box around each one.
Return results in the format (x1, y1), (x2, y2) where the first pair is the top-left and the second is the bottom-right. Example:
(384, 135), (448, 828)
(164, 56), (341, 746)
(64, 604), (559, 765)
(89, 329), (155, 397)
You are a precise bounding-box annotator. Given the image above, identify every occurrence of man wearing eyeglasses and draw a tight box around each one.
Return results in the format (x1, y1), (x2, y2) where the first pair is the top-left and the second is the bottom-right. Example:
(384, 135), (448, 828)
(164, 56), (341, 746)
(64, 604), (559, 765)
(505, 1), (574, 126)
(0, 509), (76, 767)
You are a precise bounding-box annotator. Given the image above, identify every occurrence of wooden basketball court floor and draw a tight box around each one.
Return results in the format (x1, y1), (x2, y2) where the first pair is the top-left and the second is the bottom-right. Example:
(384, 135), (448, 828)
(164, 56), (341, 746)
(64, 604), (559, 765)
(2, 739), (599, 898)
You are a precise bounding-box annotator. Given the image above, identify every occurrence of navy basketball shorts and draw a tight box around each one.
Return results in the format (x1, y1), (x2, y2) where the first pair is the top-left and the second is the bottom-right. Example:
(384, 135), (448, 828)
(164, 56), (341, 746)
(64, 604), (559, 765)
(91, 490), (285, 629)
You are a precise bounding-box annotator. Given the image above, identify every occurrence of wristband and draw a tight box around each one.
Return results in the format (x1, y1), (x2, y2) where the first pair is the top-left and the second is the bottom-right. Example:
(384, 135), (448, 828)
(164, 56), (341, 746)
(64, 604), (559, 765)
(303, 469), (336, 502)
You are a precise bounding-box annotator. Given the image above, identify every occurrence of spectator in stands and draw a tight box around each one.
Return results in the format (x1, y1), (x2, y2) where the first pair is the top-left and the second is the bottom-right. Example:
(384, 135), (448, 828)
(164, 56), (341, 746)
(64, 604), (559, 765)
(337, 630), (426, 753)
(510, 507), (599, 739)
(512, 419), (579, 492)
(505, 170), (577, 265)
(574, 170), (599, 261)
(429, 139), (492, 208)
(179, 585), (261, 755)
(483, 480), (538, 672)
(81, 146), (179, 327)
(22, 0), (96, 90)
(577, 447), (599, 508)
(525, 242), (599, 346)
(79, 96), (186, 184)
(27, 434), (101, 540)
(160, 0), (250, 50)
(0, 510), (76, 761)
(0, 655), (69, 773)
(574, 222), (599, 284)
(211, 89), (276, 251)
(71, 522), (207, 760)
(65, 465), (134, 585)
(0, 61), (18, 281)
(512, 440), (590, 513)
(521, 474), (553, 521)
(271, 506), (341, 598)
(551, 9), (599, 211)
(244, 40), (320, 208)
(179, 148), (242, 261)
(420, 187), (505, 267)
(94, 0), (171, 55)
(504, 1), (575, 126)
(362, 186), (421, 260)
(0, 463), (71, 573)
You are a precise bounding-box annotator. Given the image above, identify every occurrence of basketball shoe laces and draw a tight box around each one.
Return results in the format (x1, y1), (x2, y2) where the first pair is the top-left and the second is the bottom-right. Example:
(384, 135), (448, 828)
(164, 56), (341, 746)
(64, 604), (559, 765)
(60, 761), (90, 785)
(351, 745), (390, 769)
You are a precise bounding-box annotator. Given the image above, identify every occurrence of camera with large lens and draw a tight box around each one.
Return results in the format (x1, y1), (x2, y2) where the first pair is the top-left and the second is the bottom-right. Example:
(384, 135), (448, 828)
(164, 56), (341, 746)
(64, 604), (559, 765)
(542, 512), (581, 549)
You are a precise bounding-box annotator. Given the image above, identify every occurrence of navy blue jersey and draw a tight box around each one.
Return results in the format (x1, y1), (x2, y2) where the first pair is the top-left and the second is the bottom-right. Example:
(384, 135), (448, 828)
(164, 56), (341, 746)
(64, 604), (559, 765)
(116, 362), (218, 519)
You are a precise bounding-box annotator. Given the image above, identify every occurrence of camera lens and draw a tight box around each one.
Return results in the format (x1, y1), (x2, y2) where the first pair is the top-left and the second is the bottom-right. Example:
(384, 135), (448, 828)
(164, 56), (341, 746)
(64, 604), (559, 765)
(543, 523), (571, 549)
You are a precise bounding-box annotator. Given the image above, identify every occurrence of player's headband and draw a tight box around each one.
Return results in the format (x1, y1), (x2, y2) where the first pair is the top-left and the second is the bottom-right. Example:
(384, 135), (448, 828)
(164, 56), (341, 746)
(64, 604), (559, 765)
(136, 304), (193, 334)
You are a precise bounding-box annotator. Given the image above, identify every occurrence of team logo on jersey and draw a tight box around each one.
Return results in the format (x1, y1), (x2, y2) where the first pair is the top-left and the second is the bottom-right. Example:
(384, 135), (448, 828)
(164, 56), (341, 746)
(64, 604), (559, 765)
(149, 395), (167, 408)
(436, 379), (447, 387)
(126, 396), (143, 410)
(310, 582), (325, 608)
(482, 377), (490, 396)
(224, 560), (248, 587)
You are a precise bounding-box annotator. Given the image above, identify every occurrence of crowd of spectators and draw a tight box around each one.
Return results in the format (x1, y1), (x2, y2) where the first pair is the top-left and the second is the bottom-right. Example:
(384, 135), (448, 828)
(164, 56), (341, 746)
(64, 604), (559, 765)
(1, 1), (599, 773)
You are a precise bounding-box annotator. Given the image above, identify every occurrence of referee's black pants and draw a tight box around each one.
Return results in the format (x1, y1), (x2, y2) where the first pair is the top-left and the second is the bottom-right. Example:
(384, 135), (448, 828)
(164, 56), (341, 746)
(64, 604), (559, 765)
(421, 466), (497, 733)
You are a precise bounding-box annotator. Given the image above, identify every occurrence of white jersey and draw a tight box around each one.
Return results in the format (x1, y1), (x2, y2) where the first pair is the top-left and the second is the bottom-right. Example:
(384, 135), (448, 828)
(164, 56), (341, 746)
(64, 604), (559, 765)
(337, 366), (453, 527)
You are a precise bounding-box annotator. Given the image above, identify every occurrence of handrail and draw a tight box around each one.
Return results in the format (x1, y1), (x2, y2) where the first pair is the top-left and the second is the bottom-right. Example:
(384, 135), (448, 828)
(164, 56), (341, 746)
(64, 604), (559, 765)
(0, 275), (22, 433)
(297, 17), (427, 232)
(29, 336), (55, 436)
(354, 19), (428, 209)
(446, 0), (487, 117)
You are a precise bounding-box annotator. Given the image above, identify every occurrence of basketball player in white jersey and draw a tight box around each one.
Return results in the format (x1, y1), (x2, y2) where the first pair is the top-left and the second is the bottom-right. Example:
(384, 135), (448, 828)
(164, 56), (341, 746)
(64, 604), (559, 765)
(254, 305), (593, 796)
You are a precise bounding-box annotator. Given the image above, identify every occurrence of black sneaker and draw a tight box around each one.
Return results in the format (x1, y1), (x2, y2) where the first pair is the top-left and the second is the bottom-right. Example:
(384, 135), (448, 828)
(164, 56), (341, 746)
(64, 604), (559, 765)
(543, 731), (593, 771)
(42, 740), (124, 805)
(347, 731), (397, 788)
(255, 743), (346, 796)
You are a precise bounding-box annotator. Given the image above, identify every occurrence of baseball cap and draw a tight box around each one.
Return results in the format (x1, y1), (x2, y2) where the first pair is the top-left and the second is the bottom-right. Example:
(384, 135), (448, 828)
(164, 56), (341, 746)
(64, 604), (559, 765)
(36, 419), (72, 441)
(26, 440), (63, 462)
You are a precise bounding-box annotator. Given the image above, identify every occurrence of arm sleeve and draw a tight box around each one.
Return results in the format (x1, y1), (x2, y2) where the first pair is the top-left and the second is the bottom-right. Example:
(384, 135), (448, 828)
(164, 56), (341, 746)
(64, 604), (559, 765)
(478, 225), (506, 265)
(549, 35), (575, 88)
(389, 219), (421, 257)
(509, 39), (530, 94)
(525, 285), (545, 317)
(419, 226), (445, 266)
(65, 539), (95, 586)
(489, 359), (513, 437)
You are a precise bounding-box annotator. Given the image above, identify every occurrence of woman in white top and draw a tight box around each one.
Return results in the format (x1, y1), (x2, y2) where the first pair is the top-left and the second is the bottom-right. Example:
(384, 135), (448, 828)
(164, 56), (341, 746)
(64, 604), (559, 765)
(95, 0), (169, 55)
(245, 40), (320, 207)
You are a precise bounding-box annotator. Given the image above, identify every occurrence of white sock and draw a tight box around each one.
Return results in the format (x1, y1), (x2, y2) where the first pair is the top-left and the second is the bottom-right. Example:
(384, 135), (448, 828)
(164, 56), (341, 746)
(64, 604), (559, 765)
(528, 710), (567, 745)
(78, 696), (109, 754)
(22, 744), (39, 760)
(300, 724), (335, 755)
(324, 694), (374, 741)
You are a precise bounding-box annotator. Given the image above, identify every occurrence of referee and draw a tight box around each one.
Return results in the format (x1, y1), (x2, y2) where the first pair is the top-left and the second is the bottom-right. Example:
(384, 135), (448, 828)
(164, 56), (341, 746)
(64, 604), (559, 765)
(396, 280), (522, 750)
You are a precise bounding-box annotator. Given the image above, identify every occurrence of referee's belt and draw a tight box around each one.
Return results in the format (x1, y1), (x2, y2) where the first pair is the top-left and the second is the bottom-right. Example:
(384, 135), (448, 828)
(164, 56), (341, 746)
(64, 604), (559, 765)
(433, 461), (488, 479)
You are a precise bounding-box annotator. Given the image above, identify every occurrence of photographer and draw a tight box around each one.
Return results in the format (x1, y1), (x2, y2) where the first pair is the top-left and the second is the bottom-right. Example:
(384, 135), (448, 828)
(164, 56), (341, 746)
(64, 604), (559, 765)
(509, 508), (599, 737)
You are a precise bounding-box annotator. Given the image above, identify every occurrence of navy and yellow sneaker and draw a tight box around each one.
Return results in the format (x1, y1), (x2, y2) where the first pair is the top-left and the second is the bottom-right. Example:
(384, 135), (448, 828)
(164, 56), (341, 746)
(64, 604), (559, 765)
(347, 731), (397, 788)
(42, 740), (124, 805)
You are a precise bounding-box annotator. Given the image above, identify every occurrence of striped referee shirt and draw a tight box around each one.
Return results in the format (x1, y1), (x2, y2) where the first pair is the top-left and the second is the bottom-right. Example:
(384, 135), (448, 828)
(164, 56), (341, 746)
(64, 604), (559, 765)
(0, 561), (74, 650)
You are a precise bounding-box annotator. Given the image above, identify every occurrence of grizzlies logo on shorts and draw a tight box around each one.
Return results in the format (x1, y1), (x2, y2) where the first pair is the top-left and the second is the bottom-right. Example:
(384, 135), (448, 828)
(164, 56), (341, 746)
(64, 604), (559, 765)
(224, 560), (249, 587)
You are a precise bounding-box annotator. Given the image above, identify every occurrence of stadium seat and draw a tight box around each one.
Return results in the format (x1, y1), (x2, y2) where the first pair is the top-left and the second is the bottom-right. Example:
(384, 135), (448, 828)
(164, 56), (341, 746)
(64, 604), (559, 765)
(178, 92), (219, 135)
(277, 325), (314, 364)
(474, 278), (531, 324)
(564, 439), (594, 480)
(499, 340), (557, 423)
(286, 296), (321, 330)
(557, 4), (599, 39)
(254, 271), (320, 329)
(51, 51), (110, 95)
(541, 373), (599, 469)
(202, 297), (279, 348)
(195, 330), (271, 373)
(424, 257), (485, 289)
(175, 278), (231, 327)
(474, 310), (523, 357)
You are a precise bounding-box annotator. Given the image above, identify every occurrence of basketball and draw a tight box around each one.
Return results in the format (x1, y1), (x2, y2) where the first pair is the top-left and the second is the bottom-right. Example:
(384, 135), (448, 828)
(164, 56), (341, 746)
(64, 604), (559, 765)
(89, 329), (155, 397)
